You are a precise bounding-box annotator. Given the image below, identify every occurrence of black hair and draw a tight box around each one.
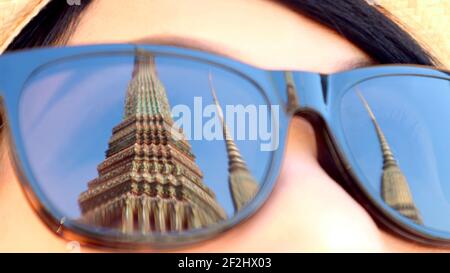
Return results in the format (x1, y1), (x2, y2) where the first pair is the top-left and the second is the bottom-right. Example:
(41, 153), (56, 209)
(280, 0), (438, 65)
(6, 0), (93, 51)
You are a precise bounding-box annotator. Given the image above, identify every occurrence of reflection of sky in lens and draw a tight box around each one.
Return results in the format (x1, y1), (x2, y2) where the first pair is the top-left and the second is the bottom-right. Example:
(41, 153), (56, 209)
(19, 54), (274, 219)
(340, 76), (450, 231)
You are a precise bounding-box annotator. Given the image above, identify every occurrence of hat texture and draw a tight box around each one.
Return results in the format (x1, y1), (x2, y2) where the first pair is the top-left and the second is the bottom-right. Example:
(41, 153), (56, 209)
(378, 0), (449, 68)
(0, 0), (50, 53)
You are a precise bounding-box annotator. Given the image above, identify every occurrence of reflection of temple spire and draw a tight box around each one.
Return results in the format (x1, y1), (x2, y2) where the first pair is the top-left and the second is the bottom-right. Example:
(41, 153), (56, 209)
(208, 73), (259, 212)
(356, 90), (422, 224)
(124, 48), (172, 120)
(77, 50), (226, 235)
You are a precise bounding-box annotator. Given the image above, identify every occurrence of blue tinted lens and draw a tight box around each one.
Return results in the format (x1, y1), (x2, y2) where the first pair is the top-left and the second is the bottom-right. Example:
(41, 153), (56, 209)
(19, 50), (279, 237)
(340, 74), (450, 233)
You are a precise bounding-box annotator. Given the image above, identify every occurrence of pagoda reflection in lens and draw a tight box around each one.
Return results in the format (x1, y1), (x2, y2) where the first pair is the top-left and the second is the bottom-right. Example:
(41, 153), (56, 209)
(20, 49), (276, 236)
(355, 89), (422, 224)
(340, 75), (450, 233)
(78, 50), (260, 233)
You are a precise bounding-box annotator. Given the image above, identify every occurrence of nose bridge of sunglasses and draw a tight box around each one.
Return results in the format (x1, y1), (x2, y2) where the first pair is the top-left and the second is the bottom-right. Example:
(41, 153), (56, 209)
(284, 71), (328, 116)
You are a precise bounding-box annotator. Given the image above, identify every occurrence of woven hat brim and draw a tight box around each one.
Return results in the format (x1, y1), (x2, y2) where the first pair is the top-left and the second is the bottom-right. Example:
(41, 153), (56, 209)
(378, 0), (449, 68)
(0, 0), (51, 53)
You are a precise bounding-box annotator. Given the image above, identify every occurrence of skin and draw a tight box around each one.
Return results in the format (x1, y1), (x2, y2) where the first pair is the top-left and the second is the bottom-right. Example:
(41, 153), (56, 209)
(0, 0), (445, 252)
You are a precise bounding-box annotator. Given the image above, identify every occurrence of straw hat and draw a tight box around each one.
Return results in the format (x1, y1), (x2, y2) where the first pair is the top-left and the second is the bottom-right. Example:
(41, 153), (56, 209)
(0, 0), (448, 67)
(378, 0), (450, 68)
(0, 0), (50, 53)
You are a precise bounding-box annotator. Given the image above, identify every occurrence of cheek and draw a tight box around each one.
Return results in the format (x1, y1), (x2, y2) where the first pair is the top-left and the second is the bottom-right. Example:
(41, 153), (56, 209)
(277, 147), (384, 251)
(0, 141), (70, 252)
(265, 118), (384, 251)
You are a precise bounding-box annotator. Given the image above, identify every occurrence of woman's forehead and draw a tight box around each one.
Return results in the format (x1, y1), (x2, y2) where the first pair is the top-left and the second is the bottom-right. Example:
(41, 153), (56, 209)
(67, 0), (372, 73)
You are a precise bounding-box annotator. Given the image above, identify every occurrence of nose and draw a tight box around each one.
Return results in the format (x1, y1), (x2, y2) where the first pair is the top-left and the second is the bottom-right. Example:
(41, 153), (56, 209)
(285, 115), (318, 160)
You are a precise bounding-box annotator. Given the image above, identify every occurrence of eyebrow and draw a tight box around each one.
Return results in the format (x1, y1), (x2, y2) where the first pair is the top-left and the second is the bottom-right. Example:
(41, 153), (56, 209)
(131, 35), (239, 61)
(339, 58), (376, 71)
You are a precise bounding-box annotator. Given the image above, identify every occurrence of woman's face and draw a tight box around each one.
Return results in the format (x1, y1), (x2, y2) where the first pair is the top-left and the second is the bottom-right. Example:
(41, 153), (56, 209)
(0, 0), (444, 252)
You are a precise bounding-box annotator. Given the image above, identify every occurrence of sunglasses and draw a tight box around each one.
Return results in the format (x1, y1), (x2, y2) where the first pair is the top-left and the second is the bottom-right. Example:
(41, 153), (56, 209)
(0, 44), (449, 249)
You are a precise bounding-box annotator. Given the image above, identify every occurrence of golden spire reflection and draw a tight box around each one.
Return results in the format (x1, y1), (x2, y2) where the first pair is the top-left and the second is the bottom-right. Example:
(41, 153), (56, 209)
(356, 90), (422, 224)
(208, 73), (259, 213)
